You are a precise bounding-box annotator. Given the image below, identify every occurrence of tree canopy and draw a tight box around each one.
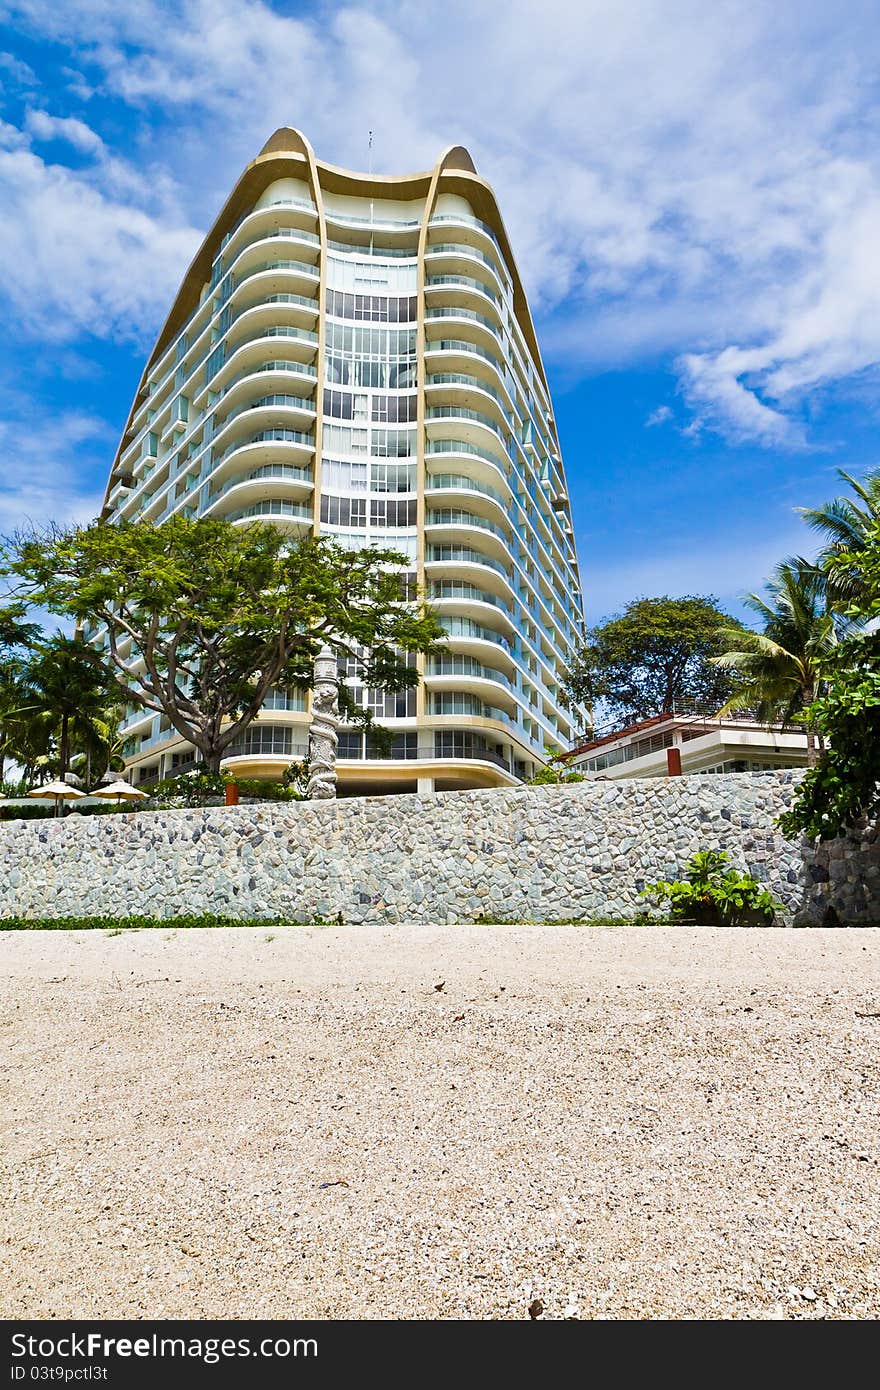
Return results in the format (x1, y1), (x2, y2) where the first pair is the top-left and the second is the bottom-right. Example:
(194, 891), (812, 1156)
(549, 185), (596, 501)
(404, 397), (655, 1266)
(3, 517), (444, 773)
(712, 559), (841, 766)
(780, 519), (880, 840)
(563, 594), (744, 726)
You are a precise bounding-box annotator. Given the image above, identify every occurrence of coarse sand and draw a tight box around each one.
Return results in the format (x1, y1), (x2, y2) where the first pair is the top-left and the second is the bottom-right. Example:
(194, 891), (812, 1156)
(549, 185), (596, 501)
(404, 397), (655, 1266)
(1, 924), (878, 1319)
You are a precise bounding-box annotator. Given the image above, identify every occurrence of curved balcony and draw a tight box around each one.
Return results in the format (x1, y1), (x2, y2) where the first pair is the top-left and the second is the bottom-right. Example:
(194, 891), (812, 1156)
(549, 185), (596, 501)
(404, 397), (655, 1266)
(425, 545), (515, 601)
(424, 372), (513, 427)
(423, 338), (513, 407)
(428, 212), (500, 253)
(208, 429), (315, 487)
(425, 472), (507, 509)
(424, 243), (507, 297)
(425, 476), (511, 535)
(216, 361), (318, 412)
(438, 617), (516, 673)
(211, 398), (317, 455)
(204, 464), (314, 518)
(425, 405), (510, 459)
(426, 509), (512, 560)
(425, 308), (503, 364)
(228, 291), (319, 335)
(326, 237), (417, 260)
(429, 587), (516, 634)
(425, 273), (498, 305)
(228, 499), (314, 532)
(206, 329), (318, 396)
(225, 229), (320, 286)
(425, 659), (517, 715)
(220, 198), (318, 265)
(427, 581), (512, 618)
(430, 693), (513, 724)
(424, 439), (511, 495)
(230, 259), (320, 304)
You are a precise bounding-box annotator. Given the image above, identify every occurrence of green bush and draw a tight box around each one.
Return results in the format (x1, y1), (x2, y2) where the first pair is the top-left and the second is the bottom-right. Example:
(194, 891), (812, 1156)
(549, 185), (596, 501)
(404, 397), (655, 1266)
(640, 850), (781, 925)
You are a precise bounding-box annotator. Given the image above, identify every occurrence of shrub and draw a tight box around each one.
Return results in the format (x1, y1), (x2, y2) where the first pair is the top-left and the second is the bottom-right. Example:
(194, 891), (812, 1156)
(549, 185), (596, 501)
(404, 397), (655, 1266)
(640, 850), (781, 925)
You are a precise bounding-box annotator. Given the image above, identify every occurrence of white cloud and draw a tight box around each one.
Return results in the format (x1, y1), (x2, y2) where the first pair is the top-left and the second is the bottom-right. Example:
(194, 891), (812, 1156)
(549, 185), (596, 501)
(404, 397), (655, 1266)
(25, 107), (106, 156)
(5, 0), (880, 443)
(0, 399), (108, 535)
(0, 126), (200, 342)
(0, 49), (36, 87)
(645, 406), (673, 429)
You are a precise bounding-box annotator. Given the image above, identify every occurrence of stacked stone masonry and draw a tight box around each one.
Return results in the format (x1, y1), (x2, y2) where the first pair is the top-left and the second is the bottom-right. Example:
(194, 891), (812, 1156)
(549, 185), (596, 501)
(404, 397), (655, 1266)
(0, 772), (876, 925)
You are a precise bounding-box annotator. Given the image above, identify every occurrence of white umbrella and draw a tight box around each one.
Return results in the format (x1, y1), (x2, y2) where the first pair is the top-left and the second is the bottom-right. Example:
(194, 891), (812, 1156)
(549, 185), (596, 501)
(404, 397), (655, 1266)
(27, 780), (87, 817)
(91, 779), (149, 806)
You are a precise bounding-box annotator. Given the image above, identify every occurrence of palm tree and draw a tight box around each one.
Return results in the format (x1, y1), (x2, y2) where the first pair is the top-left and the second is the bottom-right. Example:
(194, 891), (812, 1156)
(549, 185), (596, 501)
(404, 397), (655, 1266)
(712, 559), (842, 767)
(25, 635), (116, 781)
(800, 466), (880, 604)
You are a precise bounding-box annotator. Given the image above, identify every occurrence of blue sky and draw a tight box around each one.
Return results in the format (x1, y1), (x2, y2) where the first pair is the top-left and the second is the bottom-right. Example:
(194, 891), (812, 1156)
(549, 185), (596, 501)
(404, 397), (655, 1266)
(2, 0), (880, 623)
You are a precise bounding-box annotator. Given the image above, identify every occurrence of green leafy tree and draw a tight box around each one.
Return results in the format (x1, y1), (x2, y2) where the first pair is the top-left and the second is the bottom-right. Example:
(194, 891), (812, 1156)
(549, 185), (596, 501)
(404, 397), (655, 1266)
(800, 466), (880, 604)
(780, 521), (880, 840)
(527, 749), (585, 786)
(4, 517), (443, 774)
(712, 559), (842, 768)
(24, 634), (117, 781)
(563, 595), (743, 725)
(0, 602), (41, 784)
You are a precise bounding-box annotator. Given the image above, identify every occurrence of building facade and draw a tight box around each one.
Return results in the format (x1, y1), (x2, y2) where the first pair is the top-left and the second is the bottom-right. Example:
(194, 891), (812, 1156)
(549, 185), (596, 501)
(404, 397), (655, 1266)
(568, 711), (810, 779)
(101, 128), (585, 795)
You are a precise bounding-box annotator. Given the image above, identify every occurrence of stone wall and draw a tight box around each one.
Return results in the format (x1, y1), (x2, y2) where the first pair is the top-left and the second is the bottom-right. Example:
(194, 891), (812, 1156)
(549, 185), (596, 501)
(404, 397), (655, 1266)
(0, 771), (876, 925)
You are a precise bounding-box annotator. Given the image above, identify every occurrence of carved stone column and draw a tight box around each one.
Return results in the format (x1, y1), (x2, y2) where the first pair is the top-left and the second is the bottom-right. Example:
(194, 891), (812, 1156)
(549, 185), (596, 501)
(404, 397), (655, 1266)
(306, 643), (339, 799)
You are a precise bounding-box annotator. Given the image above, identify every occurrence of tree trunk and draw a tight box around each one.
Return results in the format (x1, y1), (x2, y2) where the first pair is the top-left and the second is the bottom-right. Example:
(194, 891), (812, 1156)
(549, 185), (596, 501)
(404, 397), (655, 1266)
(59, 712), (70, 779)
(805, 724), (817, 769)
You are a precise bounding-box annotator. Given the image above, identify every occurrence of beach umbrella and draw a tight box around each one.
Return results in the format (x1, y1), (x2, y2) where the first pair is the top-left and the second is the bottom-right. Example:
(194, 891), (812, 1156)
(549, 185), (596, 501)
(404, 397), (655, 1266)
(26, 780), (87, 816)
(91, 780), (149, 807)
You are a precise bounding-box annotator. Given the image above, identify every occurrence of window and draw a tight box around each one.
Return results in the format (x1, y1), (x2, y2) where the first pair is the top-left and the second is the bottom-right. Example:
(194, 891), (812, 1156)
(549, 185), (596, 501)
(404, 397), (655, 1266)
(370, 498), (417, 527)
(325, 289), (418, 322)
(371, 427), (416, 458)
(370, 462), (416, 493)
(322, 422), (369, 456)
(321, 458), (368, 492)
(320, 494), (367, 526)
(371, 393), (417, 423)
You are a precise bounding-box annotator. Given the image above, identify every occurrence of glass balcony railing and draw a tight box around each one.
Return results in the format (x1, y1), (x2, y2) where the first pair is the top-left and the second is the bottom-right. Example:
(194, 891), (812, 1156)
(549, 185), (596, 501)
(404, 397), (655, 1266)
(428, 582), (511, 615)
(425, 274), (498, 303)
(231, 292), (318, 325)
(427, 509), (509, 542)
(425, 242), (504, 277)
(424, 338), (502, 371)
(209, 463), (313, 499)
(428, 213), (500, 248)
(327, 239), (417, 259)
(228, 500), (313, 522)
(425, 438), (509, 474)
(440, 617), (510, 648)
(426, 404), (504, 437)
(425, 474), (506, 507)
(426, 546), (512, 579)
(428, 655), (512, 686)
(218, 360), (318, 397)
(213, 427), (315, 468)
(424, 373), (513, 422)
(425, 305), (498, 334)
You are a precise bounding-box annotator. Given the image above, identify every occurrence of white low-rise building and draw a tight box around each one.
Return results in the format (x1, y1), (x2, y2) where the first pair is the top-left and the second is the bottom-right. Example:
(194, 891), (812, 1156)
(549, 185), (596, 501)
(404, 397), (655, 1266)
(568, 711), (809, 779)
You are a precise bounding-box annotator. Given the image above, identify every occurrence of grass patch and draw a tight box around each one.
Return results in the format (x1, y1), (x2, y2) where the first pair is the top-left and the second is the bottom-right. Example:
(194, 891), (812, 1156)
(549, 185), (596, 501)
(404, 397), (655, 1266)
(0, 911), (680, 931)
(0, 913), (290, 931)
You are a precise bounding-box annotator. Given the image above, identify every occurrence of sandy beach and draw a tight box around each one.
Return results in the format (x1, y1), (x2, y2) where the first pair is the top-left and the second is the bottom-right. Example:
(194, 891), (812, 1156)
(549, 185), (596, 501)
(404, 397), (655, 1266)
(1, 924), (878, 1319)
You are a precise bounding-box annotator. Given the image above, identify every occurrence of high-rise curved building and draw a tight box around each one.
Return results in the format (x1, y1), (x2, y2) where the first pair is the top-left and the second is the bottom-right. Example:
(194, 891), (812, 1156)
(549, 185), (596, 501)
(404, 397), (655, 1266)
(103, 128), (585, 795)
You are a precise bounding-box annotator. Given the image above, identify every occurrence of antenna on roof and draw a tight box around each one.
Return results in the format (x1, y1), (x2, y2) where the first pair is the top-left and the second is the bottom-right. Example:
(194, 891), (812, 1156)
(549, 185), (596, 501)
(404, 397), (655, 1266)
(368, 128), (374, 255)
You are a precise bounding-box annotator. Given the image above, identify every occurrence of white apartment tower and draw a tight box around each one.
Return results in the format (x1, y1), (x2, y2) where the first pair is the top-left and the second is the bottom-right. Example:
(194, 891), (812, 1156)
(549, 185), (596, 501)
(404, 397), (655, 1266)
(102, 129), (585, 795)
